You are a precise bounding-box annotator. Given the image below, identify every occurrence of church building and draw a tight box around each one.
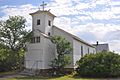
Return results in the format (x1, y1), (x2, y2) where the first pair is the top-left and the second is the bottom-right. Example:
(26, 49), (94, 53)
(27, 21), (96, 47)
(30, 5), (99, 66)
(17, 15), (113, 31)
(24, 3), (96, 74)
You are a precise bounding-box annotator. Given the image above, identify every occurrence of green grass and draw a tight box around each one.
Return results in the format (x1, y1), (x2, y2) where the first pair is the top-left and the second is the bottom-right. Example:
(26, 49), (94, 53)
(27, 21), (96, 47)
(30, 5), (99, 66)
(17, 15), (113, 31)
(1, 72), (118, 80)
(4, 75), (97, 80)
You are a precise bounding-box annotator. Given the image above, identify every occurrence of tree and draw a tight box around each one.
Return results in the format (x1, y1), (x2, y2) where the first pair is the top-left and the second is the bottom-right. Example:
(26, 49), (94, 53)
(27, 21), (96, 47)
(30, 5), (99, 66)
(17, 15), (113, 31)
(50, 36), (72, 75)
(0, 16), (30, 52)
(0, 16), (30, 71)
(76, 51), (120, 77)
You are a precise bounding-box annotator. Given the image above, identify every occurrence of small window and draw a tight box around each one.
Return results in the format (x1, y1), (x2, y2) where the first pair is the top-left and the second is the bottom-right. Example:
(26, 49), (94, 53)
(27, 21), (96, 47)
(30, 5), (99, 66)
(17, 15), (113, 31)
(37, 19), (40, 25)
(48, 32), (50, 36)
(36, 37), (40, 43)
(31, 37), (35, 43)
(81, 46), (83, 57)
(48, 20), (51, 26)
(88, 48), (89, 54)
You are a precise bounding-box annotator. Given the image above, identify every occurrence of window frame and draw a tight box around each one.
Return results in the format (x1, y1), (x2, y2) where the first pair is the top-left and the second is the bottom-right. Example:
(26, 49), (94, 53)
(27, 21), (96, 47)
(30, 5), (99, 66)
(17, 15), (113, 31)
(37, 19), (40, 25)
(48, 20), (51, 26)
(31, 37), (35, 43)
(48, 32), (50, 36)
(36, 37), (40, 43)
(81, 46), (83, 57)
(88, 48), (89, 54)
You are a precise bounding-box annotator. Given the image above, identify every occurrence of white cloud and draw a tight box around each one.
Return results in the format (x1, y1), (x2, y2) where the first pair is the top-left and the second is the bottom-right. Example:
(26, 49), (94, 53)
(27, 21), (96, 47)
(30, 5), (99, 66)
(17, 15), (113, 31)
(111, 1), (120, 6)
(0, 0), (120, 53)
(95, 0), (111, 4)
(0, 4), (37, 30)
(51, 0), (71, 4)
(111, 6), (120, 14)
(74, 3), (90, 10)
(90, 11), (115, 20)
(109, 40), (120, 53)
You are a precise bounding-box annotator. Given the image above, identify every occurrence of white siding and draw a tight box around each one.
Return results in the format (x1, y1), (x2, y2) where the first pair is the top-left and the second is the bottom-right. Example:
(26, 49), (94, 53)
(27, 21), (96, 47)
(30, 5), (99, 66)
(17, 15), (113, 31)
(73, 39), (95, 68)
(25, 49), (43, 69)
(45, 14), (54, 35)
(44, 38), (55, 69)
(32, 13), (45, 33)
(32, 12), (54, 35)
(53, 27), (74, 68)
(26, 10), (96, 70)
(25, 34), (45, 69)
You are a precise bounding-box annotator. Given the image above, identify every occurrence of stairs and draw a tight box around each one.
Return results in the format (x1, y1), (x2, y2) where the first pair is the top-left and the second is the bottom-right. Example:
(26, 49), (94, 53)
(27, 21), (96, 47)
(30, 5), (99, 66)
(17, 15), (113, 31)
(20, 69), (38, 76)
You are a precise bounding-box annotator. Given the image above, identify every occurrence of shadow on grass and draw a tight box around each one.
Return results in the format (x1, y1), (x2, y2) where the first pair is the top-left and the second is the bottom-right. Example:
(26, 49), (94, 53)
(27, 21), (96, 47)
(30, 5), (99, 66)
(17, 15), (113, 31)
(15, 75), (63, 80)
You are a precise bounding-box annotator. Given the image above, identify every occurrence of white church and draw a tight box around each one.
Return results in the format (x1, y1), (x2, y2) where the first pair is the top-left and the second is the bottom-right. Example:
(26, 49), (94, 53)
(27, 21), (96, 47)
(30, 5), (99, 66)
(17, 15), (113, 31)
(24, 3), (100, 74)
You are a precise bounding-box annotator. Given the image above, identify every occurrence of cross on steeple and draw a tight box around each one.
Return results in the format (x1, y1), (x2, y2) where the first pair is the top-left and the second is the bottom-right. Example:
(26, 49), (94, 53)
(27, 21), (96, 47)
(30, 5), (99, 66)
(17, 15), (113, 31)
(40, 1), (47, 11)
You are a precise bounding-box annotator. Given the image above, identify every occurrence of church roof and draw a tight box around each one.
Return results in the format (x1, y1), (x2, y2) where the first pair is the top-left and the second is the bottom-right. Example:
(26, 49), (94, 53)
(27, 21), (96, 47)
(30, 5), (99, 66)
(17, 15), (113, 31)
(93, 43), (109, 51)
(53, 25), (95, 48)
(32, 29), (50, 38)
(30, 10), (56, 17)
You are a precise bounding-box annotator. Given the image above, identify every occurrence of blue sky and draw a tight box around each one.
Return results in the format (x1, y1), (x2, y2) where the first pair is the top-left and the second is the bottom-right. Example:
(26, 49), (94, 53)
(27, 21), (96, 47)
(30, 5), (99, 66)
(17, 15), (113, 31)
(0, 0), (120, 53)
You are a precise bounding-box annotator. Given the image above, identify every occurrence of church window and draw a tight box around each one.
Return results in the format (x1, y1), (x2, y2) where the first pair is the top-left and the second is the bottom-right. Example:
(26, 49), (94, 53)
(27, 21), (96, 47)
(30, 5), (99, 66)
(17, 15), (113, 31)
(88, 48), (89, 54)
(31, 37), (35, 43)
(48, 32), (50, 36)
(37, 19), (40, 25)
(81, 46), (83, 57)
(36, 37), (40, 43)
(48, 20), (51, 26)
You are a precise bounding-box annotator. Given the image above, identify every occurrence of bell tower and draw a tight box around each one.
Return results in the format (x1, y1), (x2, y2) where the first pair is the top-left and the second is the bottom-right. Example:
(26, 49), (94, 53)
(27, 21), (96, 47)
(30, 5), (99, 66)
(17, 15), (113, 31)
(30, 2), (56, 36)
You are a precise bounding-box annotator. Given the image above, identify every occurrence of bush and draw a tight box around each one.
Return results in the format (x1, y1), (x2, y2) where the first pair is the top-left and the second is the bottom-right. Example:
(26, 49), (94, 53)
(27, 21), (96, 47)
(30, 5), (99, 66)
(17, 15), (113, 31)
(0, 48), (24, 72)
(76, 51), (120, 77)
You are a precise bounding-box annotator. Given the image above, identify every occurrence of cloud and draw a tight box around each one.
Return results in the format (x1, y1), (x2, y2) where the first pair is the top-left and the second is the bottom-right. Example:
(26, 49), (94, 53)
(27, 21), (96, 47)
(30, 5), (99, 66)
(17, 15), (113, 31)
(104, 30), (120, 41)
(77, 31), (96, 43)
(109, 40), (120, 53)
(0, 4), (37, 30)
(0, 0), (120, 53)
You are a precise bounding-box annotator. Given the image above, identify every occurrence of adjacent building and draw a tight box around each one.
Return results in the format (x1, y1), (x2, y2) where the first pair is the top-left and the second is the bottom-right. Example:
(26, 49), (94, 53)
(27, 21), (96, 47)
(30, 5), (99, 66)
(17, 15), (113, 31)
(93, 41), (109, 53)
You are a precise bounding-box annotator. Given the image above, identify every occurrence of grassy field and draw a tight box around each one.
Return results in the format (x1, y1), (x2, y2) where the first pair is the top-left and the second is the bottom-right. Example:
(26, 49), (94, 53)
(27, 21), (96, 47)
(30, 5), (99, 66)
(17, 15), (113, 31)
(0, 72), (118, 80)
(0, 72), (96, 80)
(5, 75), (97, 80)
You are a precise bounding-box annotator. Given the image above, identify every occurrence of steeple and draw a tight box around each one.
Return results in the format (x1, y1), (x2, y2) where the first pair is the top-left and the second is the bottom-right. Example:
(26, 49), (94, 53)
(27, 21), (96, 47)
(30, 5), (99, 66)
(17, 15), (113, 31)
(30, 2), (56, 36)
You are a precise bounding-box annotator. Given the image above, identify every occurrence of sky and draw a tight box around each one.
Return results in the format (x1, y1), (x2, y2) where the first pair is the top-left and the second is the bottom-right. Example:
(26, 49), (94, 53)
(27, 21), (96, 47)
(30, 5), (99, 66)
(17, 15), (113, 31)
(0, 0), (120, 53)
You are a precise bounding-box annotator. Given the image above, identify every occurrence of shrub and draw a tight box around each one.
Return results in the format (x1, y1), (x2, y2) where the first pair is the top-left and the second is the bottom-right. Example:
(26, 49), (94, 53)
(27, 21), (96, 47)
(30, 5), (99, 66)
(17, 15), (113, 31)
(0, 48), (24, 72)
(76, 51), (120, 77)
(50, 36), (72, 76)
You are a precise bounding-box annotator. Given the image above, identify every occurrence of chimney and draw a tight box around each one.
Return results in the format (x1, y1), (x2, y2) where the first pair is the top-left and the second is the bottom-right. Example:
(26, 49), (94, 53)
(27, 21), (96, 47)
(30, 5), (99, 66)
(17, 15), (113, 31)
(97, 41), (98, 45)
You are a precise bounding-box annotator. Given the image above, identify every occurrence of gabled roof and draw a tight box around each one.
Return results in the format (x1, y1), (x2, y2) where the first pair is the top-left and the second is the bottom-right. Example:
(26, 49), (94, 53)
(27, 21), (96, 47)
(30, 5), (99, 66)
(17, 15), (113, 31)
(32, 29), (49, 38)
(30, 10), (56, 17)
(53, 25), (95, 48)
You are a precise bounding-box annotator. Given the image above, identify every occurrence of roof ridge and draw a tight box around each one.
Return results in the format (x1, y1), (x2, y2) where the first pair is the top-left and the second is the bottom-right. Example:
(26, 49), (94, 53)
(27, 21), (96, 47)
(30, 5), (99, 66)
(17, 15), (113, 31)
(53, 25), (95, 48)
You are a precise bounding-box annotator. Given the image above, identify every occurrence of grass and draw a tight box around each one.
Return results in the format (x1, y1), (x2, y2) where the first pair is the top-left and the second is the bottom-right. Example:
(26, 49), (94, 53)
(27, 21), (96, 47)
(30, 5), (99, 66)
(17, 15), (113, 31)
(0, 71), (16, 75)
(0, 72), (97, 80)
(7, 75), (97, 80)
(1, 71), (118, 80)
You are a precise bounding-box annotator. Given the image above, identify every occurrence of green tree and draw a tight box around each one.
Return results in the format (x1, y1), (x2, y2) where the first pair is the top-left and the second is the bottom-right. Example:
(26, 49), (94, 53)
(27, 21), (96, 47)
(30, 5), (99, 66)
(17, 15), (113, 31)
(50, 36), (72, 75)
(0, 16), (30, 52)
(0, 16), (30, 71)
(76, 51), (120, 77)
